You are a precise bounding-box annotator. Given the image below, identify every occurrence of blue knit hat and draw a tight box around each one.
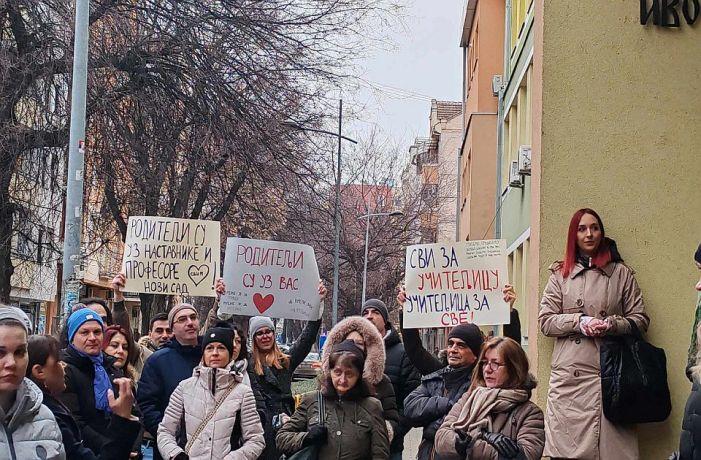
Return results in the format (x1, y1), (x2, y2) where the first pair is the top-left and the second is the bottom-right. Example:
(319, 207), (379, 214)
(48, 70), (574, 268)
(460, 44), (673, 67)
(67, 308), (104, 343)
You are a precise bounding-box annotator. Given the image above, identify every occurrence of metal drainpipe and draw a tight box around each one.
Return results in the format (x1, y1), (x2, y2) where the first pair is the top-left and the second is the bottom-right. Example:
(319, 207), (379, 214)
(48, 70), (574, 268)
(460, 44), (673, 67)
(457, 45), (467, 243)
(493, 0), (514, 337)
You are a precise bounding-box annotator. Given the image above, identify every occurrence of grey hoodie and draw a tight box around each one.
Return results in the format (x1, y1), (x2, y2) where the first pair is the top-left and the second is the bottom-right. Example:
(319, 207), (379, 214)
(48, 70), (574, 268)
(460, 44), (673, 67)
(0, 378), (65, 459)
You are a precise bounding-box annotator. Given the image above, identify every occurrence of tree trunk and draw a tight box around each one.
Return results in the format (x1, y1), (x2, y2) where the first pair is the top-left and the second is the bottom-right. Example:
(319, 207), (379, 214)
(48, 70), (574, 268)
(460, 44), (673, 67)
(0, 187), (15, 304)
(138, 293), (168, 334)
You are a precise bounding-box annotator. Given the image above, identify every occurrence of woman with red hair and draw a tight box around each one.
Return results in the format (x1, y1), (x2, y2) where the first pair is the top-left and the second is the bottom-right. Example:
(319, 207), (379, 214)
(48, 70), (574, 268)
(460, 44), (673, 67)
(538, 208), (649, 459)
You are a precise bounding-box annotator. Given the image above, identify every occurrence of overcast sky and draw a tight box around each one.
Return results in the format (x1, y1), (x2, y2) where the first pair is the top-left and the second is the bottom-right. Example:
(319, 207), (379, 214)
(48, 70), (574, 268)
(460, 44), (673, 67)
(345, 1), (464, 162)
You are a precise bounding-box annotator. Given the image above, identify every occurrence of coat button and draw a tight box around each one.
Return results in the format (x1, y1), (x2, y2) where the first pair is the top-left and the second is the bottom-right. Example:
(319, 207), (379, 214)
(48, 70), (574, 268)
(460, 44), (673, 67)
(575, 338), (581, 344)
(576, 299), (584, 307)
(574, 370), (580, 377)
(336, 431), (342, 436)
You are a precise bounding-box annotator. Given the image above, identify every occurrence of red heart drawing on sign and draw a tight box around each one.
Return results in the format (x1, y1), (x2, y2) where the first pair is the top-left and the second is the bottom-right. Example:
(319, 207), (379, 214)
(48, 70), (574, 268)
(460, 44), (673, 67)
(253, 293), (275, 314)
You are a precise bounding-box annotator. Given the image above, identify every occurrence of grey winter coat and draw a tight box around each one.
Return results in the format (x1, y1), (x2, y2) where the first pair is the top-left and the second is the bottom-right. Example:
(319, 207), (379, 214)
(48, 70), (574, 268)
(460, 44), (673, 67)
(0, 378), (65, 460)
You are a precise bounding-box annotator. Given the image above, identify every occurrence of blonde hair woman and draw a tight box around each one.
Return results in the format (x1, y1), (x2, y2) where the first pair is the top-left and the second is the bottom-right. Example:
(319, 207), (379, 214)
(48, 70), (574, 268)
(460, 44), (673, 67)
(247, 281), (326, 460)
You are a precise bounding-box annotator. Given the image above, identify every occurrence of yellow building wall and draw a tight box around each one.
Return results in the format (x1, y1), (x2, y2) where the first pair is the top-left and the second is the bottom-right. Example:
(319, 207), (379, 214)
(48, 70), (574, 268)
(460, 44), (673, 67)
(530, 1), (701, 458)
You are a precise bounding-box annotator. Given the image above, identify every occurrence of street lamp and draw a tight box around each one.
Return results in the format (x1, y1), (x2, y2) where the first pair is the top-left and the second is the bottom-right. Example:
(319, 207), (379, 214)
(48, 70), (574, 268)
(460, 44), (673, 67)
(357, 210), (404, 306)
(282, 100), (358, 326)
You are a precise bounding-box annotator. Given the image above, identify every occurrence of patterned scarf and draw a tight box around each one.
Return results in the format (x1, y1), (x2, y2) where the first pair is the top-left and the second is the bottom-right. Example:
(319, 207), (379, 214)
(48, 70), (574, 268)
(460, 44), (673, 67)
(70, 345), (112, 413)
(449, 386), (529, 437)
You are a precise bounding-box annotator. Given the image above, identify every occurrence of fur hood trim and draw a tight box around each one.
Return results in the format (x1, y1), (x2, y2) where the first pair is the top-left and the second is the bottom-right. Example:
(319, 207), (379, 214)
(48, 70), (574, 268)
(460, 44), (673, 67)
(321, 316), (386, 384)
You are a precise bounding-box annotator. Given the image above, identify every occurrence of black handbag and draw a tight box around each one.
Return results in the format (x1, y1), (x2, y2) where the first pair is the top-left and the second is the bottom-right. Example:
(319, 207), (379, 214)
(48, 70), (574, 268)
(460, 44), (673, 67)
(600, 318), (671, 423)
(281, 391), (325, 460)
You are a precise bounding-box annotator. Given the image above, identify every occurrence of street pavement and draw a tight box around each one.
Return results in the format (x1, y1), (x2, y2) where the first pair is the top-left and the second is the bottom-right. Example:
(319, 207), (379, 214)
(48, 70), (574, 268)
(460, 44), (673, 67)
(403, 428), (422, 459)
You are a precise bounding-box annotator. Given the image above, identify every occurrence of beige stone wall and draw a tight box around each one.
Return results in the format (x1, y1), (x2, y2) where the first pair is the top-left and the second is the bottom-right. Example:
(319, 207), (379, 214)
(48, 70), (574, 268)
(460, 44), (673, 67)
(530, 1), (701, 457)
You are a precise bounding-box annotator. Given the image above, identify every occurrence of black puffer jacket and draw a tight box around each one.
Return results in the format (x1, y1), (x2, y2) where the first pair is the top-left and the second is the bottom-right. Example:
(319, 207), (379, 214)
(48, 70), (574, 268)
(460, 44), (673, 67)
(384, 326), (421, 453)
(404, 365), (473, 460)
(58, 347), (124, 454)
(681, 377), (701, 460)
(249, 319), (321, 460)
(43, 393), (140, 460)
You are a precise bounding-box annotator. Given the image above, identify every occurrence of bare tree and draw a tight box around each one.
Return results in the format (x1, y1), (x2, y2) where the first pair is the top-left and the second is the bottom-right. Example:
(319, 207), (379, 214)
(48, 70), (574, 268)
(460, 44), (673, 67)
(274, 131), (424, 331)
(0, 0), (399, 320)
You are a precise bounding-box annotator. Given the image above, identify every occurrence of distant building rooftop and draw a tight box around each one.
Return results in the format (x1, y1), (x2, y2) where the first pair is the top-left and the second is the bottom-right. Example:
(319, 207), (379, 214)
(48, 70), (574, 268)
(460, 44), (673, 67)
(432, 100), (462, 122)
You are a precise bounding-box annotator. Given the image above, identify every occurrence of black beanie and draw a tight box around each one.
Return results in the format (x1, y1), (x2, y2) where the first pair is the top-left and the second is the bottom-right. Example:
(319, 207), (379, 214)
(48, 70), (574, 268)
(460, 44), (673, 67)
(448, 323), (484, 358)
(331, 340), (366, 368)
(695, 243), (701, 265)
(202, 327), (234, 360)
(361, 299), (389, 325)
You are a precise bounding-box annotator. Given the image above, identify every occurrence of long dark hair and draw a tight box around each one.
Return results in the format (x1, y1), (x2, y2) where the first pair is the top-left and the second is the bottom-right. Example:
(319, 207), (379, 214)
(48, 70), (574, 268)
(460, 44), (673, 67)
(26, 335), (60, 378)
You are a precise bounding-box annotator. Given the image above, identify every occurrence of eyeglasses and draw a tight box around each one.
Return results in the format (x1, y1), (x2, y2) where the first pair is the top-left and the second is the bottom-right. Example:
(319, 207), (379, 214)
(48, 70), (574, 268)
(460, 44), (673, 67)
(255, 328), (274, 337)
(174, 314), (198, 324)
(481, 360), (506, 372)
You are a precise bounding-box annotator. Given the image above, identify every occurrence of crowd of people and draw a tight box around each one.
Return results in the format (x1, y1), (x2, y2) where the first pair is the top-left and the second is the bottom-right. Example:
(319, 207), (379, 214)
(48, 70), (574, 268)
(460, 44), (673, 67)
(0, 208), (699, 459)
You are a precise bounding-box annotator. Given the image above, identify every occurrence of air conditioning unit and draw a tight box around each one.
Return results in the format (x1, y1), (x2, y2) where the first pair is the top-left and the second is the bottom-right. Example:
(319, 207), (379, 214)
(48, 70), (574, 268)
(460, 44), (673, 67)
(518, 145), (531, 175)
(509, 160), (523, 188)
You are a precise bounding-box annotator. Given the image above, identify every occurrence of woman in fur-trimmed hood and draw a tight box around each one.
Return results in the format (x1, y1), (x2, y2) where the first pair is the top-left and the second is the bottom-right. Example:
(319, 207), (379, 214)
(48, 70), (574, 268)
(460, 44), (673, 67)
(321, 316), (400, 442)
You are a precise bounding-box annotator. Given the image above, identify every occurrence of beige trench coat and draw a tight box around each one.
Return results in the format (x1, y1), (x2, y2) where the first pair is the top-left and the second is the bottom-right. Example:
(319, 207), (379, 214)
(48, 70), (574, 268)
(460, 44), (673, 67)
(538, 261), (649, 460)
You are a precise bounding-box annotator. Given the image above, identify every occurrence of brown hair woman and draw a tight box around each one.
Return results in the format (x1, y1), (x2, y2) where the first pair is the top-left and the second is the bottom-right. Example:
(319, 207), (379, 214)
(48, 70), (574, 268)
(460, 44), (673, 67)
(434, 337), (545, 459)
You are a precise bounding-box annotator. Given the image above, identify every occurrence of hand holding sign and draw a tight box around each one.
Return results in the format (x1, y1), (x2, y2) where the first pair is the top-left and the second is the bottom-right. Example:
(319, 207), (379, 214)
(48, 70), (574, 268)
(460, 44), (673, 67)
(121, 216), (220, 297)
(403, 239), (510, 329)
(220, 238), (322, 320)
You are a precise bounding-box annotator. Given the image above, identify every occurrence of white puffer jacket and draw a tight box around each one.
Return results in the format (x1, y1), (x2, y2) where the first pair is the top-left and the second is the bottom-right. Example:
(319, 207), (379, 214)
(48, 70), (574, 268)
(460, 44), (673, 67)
(158, 361), (265, 460)
(0, 378), (65, 459)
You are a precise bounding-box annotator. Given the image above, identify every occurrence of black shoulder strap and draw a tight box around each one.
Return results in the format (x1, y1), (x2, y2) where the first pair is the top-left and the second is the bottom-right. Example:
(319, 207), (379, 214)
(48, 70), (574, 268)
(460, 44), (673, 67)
(317, 391), (325, 426)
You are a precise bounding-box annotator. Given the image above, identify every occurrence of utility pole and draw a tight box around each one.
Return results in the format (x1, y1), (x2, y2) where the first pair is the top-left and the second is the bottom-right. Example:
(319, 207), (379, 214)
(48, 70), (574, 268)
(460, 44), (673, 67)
(331, 99), (342, 326)
(60, 0), (91, 321)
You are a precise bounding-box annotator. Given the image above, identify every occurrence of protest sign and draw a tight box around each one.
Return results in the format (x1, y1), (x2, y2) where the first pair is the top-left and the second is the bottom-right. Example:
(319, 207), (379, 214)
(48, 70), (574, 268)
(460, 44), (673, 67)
(220, 238), (322, 321)
(122, 216), (220, 297)
(403, 239), (510, 329)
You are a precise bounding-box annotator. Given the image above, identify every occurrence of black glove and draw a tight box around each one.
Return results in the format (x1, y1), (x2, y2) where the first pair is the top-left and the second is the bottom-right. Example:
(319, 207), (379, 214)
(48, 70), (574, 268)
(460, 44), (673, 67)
(482, 432), (520, 458)
(454, 429), (472, 457)
(173, 453), (189, 460)
(302, 425), (328, 447)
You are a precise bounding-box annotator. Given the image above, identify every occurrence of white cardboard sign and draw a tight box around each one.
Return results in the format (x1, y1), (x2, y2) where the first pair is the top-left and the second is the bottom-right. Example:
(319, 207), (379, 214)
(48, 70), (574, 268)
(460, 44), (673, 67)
(403, 239), (510, 329)
(122, 216), (220, 297)
(220, 238), (321, 320)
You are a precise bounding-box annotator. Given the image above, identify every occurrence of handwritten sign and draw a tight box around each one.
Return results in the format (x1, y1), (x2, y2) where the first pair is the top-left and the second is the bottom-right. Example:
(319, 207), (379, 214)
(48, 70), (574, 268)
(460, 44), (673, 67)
(122, 216), (220, 297)
(403, 239), (510, 329)
(220, 238), (321, 321)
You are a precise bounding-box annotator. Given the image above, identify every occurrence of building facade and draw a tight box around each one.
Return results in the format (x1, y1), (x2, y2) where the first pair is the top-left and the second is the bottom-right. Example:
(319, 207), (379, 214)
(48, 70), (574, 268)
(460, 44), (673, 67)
(458, 1), (698, 455)
(405, 100), (462, 353)
(526, 1), (700, 456)
(458, 0), (505, 244)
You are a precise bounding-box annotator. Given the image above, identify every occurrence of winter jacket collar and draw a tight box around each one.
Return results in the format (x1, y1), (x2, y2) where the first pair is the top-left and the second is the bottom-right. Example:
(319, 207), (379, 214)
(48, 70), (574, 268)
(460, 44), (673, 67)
(62, 345), (119, 372)
(384, 326), (401, 348)
(570, 261), (616, 279)
(0, 378), (42, 432)
(193, 360), (244, 394)
(421, 364), (473, 384)
(321, 316), (386, 385)
(166, 336), (203, 354)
